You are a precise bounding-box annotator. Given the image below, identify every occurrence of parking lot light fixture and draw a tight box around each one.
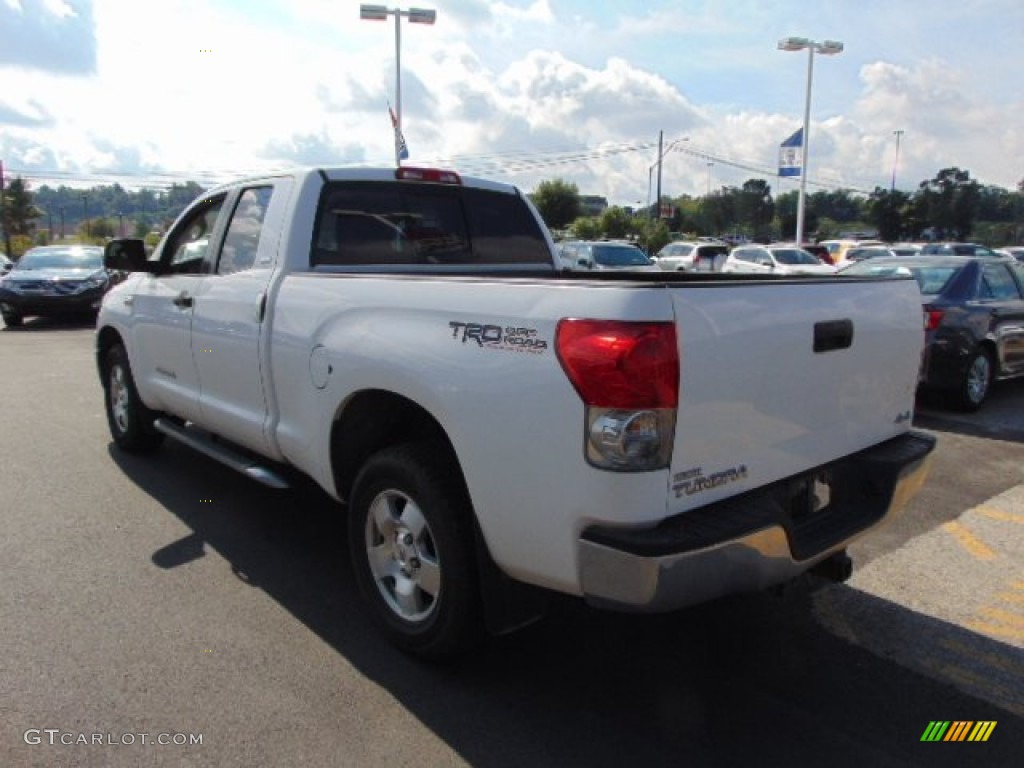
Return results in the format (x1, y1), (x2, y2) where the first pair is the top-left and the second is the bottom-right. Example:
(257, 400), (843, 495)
(359, 4), (437, 166)
(777, 36), (844, 245)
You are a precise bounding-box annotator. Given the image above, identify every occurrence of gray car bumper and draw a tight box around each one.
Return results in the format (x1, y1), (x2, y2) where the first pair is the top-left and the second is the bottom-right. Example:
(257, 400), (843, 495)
(579, 431), (935, 611)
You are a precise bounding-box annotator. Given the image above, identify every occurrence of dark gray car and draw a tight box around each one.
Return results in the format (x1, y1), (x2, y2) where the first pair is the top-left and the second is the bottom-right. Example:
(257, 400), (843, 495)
(0, 245), (110, 327)
(842, 255), (1024, 410)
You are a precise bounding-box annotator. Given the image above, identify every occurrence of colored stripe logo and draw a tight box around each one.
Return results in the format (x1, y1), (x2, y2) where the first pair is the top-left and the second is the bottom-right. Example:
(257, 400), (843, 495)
(921, 721), (996, 742)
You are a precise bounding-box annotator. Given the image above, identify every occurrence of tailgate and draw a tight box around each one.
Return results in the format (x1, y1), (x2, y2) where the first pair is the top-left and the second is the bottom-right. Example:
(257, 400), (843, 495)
(667, 277), (922, 513)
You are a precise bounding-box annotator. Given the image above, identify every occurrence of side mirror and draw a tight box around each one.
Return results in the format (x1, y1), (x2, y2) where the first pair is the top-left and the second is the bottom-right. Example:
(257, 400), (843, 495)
(104, 238), (150, 272)
(577, 257), (593, 269)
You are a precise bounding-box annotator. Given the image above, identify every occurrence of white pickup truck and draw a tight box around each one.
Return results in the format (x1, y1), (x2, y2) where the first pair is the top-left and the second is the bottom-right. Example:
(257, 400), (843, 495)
(96, 167), (935, 659)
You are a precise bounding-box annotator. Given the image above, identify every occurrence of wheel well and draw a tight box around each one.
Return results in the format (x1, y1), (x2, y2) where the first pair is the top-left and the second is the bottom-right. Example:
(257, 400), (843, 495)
(96, 326), (124, 376)
(330, 390), (458, 503)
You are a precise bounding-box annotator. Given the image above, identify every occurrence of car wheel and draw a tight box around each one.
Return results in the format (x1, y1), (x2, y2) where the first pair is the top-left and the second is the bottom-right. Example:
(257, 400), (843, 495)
(104, 344), (164, 452)
(2, 311), (22, 327)
(955, 347), (994, 412)
(349, 442), (482, 661)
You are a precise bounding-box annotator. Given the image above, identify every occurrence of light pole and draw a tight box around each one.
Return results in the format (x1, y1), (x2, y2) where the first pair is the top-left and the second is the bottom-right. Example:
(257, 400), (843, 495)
(646, 134), (688, 219)
(706, 162), (713, 196)
(778, 36), (843, 245)
(891, 129), (904, 193)
(360, 4), (437, 166)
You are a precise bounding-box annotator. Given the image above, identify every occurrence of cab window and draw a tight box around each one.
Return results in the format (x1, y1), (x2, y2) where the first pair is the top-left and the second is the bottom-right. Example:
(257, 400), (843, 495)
(218, 187), (273, 275)
(162, 195), (226, 274)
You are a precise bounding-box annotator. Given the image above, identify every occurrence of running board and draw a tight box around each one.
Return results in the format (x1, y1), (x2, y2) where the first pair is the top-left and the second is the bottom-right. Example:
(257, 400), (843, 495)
(153, 418), (291, 489)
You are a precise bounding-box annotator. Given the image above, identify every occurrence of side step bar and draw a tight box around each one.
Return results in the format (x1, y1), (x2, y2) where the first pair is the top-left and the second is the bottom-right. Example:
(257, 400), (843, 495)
(153, 417), (291, 489)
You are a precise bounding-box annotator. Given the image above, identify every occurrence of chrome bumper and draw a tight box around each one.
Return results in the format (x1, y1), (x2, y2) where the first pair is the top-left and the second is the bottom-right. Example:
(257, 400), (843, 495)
(579, 431), (935, 611)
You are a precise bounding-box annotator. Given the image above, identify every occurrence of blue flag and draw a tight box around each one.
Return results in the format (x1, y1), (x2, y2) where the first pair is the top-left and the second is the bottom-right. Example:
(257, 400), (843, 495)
(779, 128), (802, 177)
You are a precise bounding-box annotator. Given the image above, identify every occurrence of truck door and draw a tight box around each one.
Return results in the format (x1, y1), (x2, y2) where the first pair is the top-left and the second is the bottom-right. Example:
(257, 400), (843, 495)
(191, 181), (290, 454)
(129, 194), (227, 422)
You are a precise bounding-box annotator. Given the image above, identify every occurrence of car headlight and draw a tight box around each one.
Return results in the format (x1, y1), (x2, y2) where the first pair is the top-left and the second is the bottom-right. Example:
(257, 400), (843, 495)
(79, 272), (110, 291)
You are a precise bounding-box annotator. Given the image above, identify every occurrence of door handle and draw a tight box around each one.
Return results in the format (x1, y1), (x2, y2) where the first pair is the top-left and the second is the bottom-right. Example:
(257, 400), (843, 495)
(172, 292), (194, 309)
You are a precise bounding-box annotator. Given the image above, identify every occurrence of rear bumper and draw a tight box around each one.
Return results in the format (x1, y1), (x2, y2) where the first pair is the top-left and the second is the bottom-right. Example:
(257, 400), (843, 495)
(578, 431), (935, 611)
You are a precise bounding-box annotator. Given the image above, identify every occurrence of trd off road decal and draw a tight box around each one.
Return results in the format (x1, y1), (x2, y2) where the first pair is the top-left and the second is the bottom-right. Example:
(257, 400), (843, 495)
(448, 321), (548, 354)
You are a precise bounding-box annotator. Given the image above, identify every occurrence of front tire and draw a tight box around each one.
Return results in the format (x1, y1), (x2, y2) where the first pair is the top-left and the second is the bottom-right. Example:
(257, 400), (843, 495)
(2, 311), (22, 327)
(103, 344), (164, 452)
(955, 347), (994, 412)
(348, 442), (482, 661)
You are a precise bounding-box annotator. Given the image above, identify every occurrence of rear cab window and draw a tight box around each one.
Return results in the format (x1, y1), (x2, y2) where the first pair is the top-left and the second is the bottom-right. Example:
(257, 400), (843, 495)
(311, 181), (552, 269)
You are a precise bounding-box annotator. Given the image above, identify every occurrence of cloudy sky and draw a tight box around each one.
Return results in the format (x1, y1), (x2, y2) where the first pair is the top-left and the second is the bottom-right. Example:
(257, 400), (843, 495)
(1, 0), (1021, 205)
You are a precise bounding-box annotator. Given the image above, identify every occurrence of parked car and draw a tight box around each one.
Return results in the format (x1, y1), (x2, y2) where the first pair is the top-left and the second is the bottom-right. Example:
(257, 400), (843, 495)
(0, 245), (110, 327)
(561, 240), (660, 271)
(996, 246), (1024, 263)
(819, 238), (884, 262)
(920, 242), (1002, 257)
(840, 255), (1024, 410)
(721, 244), (837, 275)
(847, 245), (897, 260)
(889, 243), (923, 257)
(653, 241), (697, 271)
(653, 240), (729, 272)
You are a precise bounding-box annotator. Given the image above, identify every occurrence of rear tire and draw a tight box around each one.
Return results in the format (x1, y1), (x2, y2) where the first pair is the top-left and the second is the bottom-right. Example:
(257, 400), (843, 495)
(103, 344), (164, 452)
(954, 347), (993, 412)
(348, 442), (483, 661)
(2, 311), (22, 327)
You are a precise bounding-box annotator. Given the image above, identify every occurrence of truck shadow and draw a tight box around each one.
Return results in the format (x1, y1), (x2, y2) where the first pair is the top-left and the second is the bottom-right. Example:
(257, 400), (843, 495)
(109, 441), (1024, 766)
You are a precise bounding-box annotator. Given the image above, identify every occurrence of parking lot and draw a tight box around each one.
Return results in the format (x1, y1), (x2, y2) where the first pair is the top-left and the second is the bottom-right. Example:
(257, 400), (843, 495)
(2, 320), (1022, 767)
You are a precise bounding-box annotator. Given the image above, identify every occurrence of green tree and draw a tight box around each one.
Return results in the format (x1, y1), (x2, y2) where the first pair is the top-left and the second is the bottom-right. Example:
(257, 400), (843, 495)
(866, 188), (911, 242)
(917, 167), (981, 240)
(571, 217), (600, 240)
(640, 218), (671, 255)
(531, 179), (581, 230)
(1, 176), (42, 256)
(599, 206), (632, 239)
(736, 179), (775, 240)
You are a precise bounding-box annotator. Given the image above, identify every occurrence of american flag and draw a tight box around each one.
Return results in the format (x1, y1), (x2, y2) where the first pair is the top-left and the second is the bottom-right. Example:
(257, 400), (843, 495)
(388, 103), (410, 162)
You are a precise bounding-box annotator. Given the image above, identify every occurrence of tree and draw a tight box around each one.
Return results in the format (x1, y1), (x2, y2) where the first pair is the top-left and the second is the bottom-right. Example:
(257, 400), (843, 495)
(736, 179), (775, 240)
(571, 217), (600, 240)
(531, 179), (581, 230)
(866, 188), (911, 242)
(599, 206), (632, 239)
(1, 176), (42, 256)
(917, 167), (981, 240)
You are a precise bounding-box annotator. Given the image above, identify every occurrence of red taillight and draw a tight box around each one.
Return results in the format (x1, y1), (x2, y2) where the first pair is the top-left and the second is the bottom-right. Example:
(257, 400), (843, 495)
(555, 320), (679, 408)
(395, 167), (461, 184)
(924, 308), (944, 331)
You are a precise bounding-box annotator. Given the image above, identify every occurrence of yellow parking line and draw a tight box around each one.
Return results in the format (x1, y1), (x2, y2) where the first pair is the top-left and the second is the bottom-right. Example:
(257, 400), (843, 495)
(941, 521), (996, 561)
(997, 591), (1024, 605)
(966, 619), (1024, 643)
(979, 608), (1024, 628)
(976, 506), (1024, 525)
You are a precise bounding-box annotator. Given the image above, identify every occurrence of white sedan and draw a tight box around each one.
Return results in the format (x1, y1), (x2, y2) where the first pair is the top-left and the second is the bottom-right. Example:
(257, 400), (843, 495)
(721, 245), (837, 276)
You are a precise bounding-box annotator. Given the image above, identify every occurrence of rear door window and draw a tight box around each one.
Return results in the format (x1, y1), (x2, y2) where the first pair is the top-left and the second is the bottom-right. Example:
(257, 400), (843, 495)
(980, 263), (1023, 300)
(312, 182), (551, 267)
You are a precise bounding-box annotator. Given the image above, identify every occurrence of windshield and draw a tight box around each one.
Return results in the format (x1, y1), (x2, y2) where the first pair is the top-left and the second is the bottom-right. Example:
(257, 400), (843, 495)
(592, 245), (652, 266)
(16, 248), (103, 270)
(772, 248), (820, 266)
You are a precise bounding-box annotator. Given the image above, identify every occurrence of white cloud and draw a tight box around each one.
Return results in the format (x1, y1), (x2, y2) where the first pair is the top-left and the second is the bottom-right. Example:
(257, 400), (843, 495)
(0, 0), (1020, 204)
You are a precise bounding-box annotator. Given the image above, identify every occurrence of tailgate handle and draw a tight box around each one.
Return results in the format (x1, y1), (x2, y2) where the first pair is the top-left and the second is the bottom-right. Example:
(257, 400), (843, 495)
(814, 319), (853, 353)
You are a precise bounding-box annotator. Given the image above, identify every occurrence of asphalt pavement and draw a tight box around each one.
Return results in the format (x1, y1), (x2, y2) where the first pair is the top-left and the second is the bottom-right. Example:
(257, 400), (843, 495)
(1, 320), (1022, 767)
